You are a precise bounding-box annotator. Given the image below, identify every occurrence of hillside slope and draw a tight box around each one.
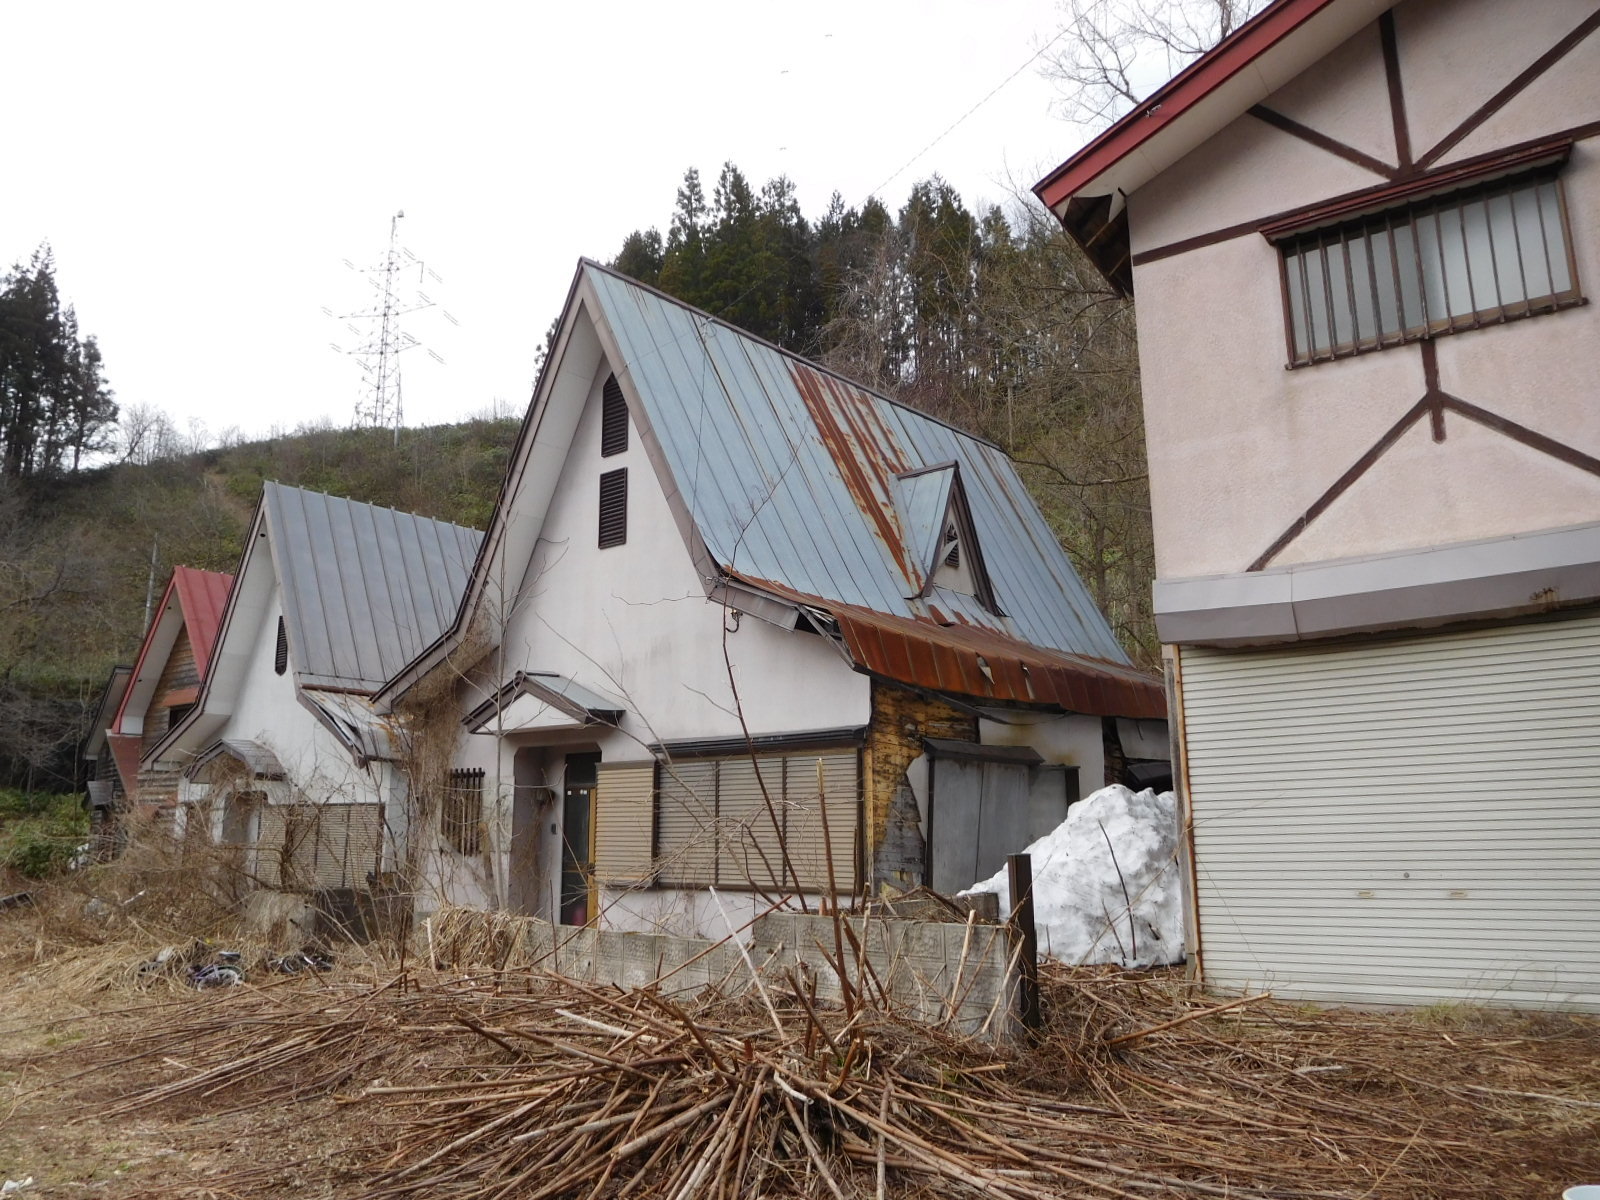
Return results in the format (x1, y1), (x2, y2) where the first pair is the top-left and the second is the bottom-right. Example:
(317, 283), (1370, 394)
(1, 417), (520, 790)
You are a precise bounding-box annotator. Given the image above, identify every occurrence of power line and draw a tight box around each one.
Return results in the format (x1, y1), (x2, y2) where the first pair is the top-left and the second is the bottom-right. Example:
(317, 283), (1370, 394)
(865, 25), (1073, 203)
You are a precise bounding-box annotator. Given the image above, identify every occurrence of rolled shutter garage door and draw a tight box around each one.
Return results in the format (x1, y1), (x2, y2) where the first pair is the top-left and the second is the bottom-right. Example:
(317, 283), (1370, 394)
(1180, 612), (1600, 1011)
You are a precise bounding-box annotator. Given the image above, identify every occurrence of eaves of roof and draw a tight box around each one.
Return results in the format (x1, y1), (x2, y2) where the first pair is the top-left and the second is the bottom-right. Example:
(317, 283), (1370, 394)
(1032, 0), (1382, 291)
(729, 571), (1165, 719)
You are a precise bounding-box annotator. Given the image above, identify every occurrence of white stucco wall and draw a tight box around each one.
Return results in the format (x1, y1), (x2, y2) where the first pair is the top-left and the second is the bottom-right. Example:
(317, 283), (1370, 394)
(430, 352), (872, 921)
(1128, 0), (1600, 581)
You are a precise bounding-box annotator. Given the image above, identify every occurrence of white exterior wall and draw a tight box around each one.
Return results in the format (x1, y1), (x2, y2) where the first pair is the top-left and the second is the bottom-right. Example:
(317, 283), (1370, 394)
(433, 357), (871, 927)
(1129, 0), (1600, 580)
(178, 581), (389, 855)
(978, 712), (1106, 800)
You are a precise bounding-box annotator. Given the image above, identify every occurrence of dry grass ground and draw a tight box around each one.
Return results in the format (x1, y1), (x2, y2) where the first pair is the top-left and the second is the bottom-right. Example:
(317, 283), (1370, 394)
(3, 868), (1598, 1199)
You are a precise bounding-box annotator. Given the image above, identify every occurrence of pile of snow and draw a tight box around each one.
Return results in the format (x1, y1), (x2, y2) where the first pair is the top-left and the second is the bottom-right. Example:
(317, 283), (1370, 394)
(961, 785), (1183, 969)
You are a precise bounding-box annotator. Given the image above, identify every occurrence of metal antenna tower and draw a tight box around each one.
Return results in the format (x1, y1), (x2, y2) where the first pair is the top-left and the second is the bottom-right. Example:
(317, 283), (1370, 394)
(329, 211), (455, 442)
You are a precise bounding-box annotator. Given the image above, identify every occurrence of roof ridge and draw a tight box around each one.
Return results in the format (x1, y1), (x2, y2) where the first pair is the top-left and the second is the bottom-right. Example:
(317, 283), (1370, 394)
(579, 259), (1005, 453)
(262, 479), (485, 535)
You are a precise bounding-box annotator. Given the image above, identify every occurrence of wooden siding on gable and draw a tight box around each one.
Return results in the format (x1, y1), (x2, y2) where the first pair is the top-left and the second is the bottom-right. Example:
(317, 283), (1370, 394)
(140, 626), (198, 760)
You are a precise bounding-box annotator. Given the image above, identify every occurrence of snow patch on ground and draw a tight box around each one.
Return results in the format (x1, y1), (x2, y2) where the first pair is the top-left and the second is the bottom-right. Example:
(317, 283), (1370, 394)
(961, 785), (1184, 969)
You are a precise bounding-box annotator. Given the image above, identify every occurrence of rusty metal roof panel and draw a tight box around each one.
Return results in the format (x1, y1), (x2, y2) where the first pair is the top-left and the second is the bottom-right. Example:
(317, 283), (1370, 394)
(264, 483), (483, 691)
(584, 263), (1131, 667)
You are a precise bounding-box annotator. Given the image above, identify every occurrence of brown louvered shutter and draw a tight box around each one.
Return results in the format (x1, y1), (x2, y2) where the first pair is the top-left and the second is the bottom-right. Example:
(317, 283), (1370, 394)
(598, 468), (627, 548)
(601, 374), (628, 457)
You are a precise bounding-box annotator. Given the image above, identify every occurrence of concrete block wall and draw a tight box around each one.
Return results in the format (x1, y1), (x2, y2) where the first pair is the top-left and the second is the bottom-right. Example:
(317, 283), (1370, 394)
(424, 905), (1020, 1041)
(754, 911), (1019, 1039)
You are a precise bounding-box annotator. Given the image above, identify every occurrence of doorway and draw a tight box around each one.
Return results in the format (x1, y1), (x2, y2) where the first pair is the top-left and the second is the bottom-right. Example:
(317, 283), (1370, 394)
(559, 753), (598, 926)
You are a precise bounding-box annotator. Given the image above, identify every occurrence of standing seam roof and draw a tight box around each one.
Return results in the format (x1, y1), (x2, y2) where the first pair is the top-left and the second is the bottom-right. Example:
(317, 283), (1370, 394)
(264, 483), (483, 690)
(586, 264), (1131, 666)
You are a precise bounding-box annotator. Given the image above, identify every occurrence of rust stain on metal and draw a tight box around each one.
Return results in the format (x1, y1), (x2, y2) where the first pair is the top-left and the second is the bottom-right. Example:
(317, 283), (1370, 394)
(727, 569), (1165, 719)
(788, 362), (916, 585)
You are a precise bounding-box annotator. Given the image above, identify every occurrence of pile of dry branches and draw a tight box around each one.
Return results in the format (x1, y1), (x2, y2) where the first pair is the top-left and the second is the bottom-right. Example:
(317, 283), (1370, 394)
(33, 957), (1596, 1200)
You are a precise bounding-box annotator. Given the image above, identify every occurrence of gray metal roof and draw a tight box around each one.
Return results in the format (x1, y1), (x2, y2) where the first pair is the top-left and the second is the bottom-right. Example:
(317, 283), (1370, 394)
(186, 738), (287, 781)
(463, 671), (626, 733)
(264, 482), (483, 690)
(302, 689), (401, 763)
(585, 263), (1130, 664)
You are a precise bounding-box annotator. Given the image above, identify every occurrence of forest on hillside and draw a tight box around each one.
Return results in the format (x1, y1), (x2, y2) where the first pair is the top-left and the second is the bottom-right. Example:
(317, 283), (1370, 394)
(0, 163), (1151, 796)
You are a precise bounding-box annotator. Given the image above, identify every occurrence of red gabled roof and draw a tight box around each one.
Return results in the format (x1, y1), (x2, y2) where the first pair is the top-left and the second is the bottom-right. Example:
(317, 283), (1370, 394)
(1034, 0), (1342, 211)
(112, 566), (235, 735)
(171, 566), (233, 674)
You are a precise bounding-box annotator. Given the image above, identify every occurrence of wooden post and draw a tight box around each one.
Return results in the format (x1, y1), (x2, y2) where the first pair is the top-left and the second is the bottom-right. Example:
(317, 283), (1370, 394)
(1007, 853), (1041, 1032)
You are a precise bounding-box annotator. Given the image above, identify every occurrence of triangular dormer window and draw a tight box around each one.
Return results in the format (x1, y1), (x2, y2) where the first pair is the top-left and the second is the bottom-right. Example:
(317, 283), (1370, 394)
(892, 462), (1000, 614)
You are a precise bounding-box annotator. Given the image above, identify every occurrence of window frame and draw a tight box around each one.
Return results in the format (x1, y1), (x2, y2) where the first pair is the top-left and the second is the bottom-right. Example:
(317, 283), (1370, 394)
(652, 746), (860, 893)
(1274, 165), (1583, 367)
(443, 768), (485, 856)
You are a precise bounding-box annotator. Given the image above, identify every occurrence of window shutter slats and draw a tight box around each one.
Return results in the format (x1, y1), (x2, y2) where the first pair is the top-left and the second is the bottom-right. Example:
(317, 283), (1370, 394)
(598, 468), (627, 548)
(594, 762), (655, 883)
(601, 375), (628, 457)
(650, 750), (859, 895)
(656, 760), (718, 886)
(716, 757), (789, 891)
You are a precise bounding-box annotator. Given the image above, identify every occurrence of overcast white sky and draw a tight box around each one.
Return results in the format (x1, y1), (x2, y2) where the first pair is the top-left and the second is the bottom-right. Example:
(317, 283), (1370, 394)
(3, 1), (1093, 442)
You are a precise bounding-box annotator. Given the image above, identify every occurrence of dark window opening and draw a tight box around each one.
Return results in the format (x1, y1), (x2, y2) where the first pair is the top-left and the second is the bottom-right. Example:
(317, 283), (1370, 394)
(598, 468), (628, 548)
(1280, 169), (1580, 366)
(601, 374), (628, 457)
(274, 616), (288, 675)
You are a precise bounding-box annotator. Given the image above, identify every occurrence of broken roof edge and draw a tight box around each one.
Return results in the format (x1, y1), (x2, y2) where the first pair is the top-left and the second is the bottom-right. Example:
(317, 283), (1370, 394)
(726, 570), (1165, 719)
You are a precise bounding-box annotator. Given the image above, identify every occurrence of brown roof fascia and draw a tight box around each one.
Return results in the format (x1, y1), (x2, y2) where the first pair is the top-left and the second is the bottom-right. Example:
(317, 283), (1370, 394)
(1033, 0), (1342, 211)
(727, 570), (1165, 719)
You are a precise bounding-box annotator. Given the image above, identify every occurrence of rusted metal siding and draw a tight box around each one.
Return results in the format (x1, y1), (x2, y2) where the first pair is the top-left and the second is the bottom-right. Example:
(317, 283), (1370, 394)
(584, 265), (1132, 668)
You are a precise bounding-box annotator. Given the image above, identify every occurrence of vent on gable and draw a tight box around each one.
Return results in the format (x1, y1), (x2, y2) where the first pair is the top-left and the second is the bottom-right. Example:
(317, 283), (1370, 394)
(598, 468), (628, 548)
(274, 616), (288, 676)
(601, 374), (628, 457)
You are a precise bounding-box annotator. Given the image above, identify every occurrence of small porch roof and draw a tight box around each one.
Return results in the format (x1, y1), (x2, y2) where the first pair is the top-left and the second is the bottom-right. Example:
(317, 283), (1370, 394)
(463, 671), (628, 736)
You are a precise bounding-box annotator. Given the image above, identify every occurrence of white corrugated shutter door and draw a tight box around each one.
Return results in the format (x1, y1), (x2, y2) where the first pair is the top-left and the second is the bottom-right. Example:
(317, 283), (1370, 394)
(1181, 613), (1600, 1011)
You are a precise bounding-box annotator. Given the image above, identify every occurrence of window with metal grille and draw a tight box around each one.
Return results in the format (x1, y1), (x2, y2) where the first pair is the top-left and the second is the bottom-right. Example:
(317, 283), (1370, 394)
(1281, 171), (1580, 366)
(274, 616), (288, 675)
(443, 768), (484, 856)
(601, 374), (628, 457)
(654, 749), (858, 892)
(598, 468), (627, 548)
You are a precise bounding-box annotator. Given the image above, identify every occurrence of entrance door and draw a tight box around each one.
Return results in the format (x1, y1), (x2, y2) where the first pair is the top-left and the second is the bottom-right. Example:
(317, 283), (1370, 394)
(559, 753), (598, 926)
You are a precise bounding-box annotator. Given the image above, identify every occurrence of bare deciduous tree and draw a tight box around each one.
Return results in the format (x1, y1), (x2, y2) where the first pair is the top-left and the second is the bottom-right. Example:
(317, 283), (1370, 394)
(1043, 0), (1270, 128)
